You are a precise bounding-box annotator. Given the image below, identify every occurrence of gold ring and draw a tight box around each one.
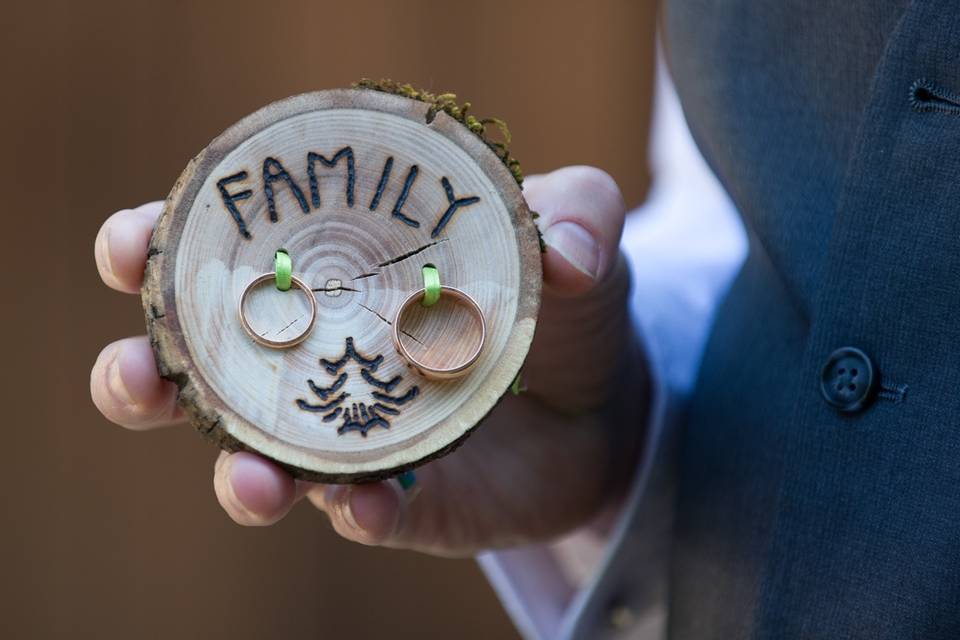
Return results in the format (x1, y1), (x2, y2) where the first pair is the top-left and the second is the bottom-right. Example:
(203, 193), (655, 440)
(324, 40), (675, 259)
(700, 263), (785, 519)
(392, 286), (486, 380)
(238, 273), (317, 349)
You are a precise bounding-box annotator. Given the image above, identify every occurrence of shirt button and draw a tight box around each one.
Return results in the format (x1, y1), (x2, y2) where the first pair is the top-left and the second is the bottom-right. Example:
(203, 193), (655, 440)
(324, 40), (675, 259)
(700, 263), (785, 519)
(819, 347), (877, 413)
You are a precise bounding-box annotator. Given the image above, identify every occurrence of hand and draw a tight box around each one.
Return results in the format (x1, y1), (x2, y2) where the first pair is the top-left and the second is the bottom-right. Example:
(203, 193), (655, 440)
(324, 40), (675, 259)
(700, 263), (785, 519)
(91, 166), (648, 556)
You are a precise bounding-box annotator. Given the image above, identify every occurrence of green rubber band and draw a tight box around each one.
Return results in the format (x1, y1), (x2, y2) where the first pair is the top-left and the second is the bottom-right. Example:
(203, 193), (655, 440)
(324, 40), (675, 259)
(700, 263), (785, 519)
(275, 249), (292, 291)
(421, 264), (440, 307)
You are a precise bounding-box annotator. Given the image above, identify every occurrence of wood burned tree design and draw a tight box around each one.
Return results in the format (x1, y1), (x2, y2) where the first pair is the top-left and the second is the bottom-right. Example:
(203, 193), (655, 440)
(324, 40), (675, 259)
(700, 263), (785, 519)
(296, 337), (420, 437)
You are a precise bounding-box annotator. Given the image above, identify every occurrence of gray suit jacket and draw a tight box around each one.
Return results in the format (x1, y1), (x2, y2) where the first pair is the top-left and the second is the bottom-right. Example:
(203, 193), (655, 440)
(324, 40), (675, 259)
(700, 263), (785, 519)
(573, 1), (960, 637)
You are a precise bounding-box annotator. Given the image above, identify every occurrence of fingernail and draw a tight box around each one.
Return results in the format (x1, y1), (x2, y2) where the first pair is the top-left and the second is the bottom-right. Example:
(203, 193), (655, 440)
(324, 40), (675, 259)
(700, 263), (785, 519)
(223, 457), (256, 518)
(338, 486), (360, 532)
(105, 344), (135, 407)
(214, 452), (229, 475)
(322, 486), (357, 530)
(543, 221), (600, 279)
(96, 221), (114, 278)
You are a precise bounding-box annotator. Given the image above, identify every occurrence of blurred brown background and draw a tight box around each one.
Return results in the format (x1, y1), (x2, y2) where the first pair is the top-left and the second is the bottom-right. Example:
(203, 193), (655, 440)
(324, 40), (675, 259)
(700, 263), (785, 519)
(1, 1), (655, 638)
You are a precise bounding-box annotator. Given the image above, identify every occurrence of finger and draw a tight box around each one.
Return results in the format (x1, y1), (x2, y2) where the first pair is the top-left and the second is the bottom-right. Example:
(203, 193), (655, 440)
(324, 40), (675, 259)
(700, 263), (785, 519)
(214, 451), (304, 526)
(524, 166), (626, 298)
(310, 481), (405, 547)
(95, 201), (163, 294)
(90, 336), (184, 430)
(312, 402), (610, 554)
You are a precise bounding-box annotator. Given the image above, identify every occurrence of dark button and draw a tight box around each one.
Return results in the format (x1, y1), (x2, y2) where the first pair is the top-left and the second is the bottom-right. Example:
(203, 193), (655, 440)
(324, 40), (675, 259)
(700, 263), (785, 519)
(820, 347), (877, 413)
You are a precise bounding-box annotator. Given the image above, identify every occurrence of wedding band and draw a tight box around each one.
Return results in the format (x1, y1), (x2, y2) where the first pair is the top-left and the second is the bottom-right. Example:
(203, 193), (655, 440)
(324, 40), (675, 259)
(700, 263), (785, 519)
(392, 286), (486, 380)
(239, 273), (317, 348)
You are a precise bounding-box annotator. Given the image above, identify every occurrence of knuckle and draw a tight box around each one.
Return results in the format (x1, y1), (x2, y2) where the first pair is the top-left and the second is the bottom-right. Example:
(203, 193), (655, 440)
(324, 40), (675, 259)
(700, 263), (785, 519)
(90, 358), (173, 431)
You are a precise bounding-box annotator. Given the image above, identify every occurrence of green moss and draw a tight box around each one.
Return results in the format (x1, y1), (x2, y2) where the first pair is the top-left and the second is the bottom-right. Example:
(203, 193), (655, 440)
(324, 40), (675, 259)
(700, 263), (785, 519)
(354, 78), (544, 252)
(354, 78), (525, 186)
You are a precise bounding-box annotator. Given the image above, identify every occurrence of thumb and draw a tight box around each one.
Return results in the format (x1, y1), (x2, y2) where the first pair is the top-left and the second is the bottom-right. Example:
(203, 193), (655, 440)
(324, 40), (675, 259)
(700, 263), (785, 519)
(521, 166), (634, 412)
(526, 166), (627, 297)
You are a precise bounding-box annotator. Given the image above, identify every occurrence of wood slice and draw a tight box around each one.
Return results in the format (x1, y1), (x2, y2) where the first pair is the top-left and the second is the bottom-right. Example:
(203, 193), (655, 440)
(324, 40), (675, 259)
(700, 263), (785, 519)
(142, 89), (542, 483)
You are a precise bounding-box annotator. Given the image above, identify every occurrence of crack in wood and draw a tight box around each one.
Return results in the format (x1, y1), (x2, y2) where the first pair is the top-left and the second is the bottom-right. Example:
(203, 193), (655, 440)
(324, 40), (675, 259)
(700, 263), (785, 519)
(358, 302), (391, 325)
(357, 303), (425, 346)
(312, 285), (360, 293)
(268, 314), (304, 337)
(375, 238), (447, 268)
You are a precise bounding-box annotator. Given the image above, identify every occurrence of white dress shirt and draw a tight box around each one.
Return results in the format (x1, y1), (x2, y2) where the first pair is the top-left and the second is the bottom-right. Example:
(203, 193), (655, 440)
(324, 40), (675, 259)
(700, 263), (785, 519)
(477, 51), (749, 640)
